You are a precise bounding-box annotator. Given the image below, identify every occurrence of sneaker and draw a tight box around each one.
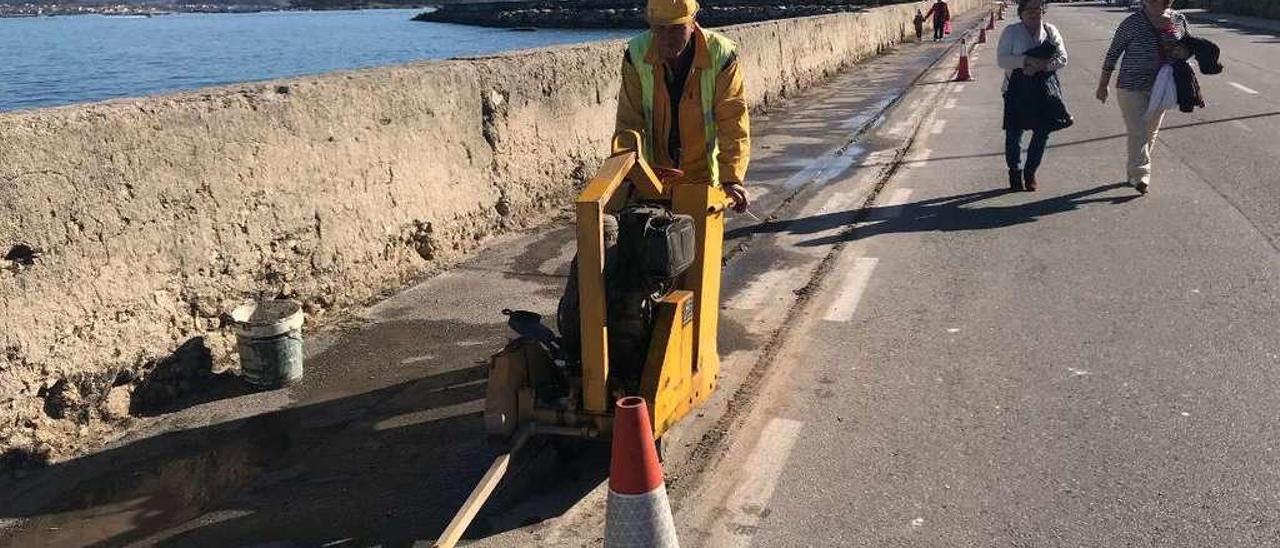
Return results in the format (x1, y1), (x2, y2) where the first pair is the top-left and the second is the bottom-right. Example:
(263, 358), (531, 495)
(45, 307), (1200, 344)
(1024, 172), (1038, 192)
(1135, 181), (1149, 195)
(1008, 169), (1024, 191)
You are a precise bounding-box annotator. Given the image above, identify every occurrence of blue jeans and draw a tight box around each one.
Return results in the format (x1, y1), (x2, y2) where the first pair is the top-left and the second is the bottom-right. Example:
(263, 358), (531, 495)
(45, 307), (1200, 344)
(1005, 129), (1050, 175)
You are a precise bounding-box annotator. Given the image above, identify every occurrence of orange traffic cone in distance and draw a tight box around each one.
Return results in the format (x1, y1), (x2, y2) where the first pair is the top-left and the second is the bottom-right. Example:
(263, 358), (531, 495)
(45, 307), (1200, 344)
(955, 39), (974, 82)
(605, 397), (679, 548)
(978, 26), (987, 44)
(988, 11), (995, 30)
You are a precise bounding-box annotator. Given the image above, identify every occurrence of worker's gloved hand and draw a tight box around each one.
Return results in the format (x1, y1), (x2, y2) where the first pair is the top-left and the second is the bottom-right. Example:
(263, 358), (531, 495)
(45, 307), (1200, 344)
(653, 166), (684, 183)
(724, 183), (750, 213)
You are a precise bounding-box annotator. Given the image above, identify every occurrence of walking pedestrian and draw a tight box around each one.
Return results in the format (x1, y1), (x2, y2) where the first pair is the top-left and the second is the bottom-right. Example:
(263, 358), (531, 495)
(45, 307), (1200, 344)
(1096, 0), (1191, 195)
(997, 0), (1069, 191)
(914, 7), (926, 41)
(924, 0), (951, 41)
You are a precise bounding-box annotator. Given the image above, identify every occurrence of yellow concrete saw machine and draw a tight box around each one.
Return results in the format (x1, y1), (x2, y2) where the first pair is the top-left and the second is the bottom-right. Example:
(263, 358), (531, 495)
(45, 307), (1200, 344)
(434, 130), (730, 547)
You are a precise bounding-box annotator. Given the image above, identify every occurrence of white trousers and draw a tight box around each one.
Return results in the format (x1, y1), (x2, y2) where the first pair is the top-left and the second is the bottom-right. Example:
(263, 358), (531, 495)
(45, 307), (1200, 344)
(1117, 88), (1166, 186)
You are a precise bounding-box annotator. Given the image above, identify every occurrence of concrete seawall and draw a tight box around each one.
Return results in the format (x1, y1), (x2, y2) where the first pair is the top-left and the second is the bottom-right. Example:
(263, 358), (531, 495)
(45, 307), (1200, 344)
(0, 0), (982, 463)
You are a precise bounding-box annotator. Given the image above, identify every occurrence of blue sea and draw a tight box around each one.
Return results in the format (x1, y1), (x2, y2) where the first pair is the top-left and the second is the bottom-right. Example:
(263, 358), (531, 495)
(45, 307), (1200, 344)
(0, 9), (631, 112)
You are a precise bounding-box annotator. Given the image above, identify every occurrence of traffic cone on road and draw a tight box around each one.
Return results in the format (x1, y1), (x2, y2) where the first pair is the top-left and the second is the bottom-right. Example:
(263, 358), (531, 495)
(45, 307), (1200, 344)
(998, 2), (1006, 20)
(978, 26), (987, 44)
(605, 397), (679, 548)
(955, 39), (974, 82)
(987, 11), (995, 30)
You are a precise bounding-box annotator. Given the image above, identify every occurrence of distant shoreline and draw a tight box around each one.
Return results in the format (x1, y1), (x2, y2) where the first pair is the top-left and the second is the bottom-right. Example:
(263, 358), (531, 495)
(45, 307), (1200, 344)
(0, 4), (430, 18)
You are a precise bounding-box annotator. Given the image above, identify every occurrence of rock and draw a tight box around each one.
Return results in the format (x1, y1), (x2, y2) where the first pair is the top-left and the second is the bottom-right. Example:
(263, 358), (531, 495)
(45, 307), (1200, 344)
(100, 386), (132, 420)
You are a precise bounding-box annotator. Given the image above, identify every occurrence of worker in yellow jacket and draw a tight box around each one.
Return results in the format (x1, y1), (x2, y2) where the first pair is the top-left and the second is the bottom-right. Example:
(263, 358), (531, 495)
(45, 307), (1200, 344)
(615, 0), (751, 211)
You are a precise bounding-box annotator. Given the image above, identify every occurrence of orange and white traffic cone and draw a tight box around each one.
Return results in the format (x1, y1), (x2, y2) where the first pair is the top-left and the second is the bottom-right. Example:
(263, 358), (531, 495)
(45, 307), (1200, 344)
(978, 26), (987, 44)
(605, 397), (679, 548)
(998, 2), (1006, 20)
(955, 39), (974, 82)
(987, 11), (996, 30)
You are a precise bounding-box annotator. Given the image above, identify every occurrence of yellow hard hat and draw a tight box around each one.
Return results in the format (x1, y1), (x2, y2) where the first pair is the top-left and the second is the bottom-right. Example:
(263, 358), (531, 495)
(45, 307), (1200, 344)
(647, 0), (699, 25)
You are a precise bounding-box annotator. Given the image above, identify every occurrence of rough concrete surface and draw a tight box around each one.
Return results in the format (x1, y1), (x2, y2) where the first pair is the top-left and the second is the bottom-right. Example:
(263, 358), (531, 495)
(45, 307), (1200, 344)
(0, 0), (982, 465)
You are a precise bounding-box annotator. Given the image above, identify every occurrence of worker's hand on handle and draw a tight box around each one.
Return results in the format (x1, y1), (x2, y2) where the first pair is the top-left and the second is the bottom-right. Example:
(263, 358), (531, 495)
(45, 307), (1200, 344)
(724, 183), (750, 213)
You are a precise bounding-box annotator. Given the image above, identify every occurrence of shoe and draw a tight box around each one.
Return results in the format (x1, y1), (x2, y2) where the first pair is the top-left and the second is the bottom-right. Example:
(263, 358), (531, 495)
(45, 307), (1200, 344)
(1135, 181), (1149, 195)
(1024, 172), (1038, 192)
(1008, 169), (1024, 191)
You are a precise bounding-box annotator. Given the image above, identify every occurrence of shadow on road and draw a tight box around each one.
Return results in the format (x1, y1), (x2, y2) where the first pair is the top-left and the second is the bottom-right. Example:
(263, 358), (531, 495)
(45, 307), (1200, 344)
(856, 111), (1280, 168)
(0, 319), (608, 547)
(728, 183), (1137, 247)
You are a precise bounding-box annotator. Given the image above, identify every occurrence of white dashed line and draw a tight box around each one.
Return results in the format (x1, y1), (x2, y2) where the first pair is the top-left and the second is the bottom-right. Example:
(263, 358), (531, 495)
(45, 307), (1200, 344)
(537, 240), (577, 275)
(954, 84), (967, 93)
(882, 188), (914, 208)
(1232, 120), (1252, 132)
(727, 267), (804, 310)
(944, 97), (958, 109)
(870, 188), (914, 220)
(712, 418), (805, 548)
(1229, 82), (1259, 95)
(824, 257), (879, 322)
(931, 120), (948, 135)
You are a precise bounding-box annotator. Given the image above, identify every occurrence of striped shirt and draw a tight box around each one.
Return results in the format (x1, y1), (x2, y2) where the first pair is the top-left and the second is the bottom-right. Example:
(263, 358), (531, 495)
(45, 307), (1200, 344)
(1102, 11), (1190, 92)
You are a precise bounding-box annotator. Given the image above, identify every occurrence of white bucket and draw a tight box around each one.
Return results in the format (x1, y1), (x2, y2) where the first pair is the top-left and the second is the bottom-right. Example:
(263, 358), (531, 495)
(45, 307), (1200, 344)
(229, 300), (304, 388)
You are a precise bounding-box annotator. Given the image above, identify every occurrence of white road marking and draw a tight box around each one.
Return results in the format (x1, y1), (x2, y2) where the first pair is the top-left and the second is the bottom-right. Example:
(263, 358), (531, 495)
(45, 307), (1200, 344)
(944, 97), (958, 109)
(931, 120), (948, 135)
(1232, 120), (1253, 132)
(1068, 368), (1091, 377)
(537, 240), (577, 275)
(882, 188), (914, 208)
(727, 267), (803, 310)
(825, 257), (879, 322)
(954, 84), (967, 93)
(715, 418), (805, 547)
(870, 188), (914, 221)
(1229, 82), (1259, 95)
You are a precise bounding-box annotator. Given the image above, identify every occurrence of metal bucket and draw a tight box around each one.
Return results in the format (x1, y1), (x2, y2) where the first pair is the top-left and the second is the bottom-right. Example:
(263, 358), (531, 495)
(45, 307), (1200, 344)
(229, 300), (304, 388)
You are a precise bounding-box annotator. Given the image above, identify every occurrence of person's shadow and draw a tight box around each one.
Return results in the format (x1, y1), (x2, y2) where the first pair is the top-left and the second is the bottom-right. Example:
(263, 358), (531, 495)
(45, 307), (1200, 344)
(728, 183), (1138, 246)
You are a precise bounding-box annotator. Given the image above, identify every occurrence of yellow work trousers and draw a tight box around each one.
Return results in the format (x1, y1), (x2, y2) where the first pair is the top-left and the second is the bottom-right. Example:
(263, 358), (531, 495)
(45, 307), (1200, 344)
(1117, 88), (1166, 186)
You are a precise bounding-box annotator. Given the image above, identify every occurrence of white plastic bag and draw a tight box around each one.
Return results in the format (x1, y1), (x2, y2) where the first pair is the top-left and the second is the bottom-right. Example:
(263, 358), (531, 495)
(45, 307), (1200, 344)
(1146, 64), (1177, 120)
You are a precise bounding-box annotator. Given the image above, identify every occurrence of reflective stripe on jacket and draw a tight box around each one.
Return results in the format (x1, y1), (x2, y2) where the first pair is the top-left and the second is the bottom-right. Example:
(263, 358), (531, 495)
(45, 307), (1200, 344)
(616, 26), (750, 186)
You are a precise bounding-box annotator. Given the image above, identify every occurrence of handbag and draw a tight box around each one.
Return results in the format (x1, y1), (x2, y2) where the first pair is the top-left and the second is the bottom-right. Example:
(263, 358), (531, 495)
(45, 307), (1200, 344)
(944, 20), (952, 35)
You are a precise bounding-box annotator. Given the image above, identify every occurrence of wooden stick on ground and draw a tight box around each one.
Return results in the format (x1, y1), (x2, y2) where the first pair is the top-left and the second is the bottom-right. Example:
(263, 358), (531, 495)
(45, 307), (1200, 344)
(433, 424), (535, 548)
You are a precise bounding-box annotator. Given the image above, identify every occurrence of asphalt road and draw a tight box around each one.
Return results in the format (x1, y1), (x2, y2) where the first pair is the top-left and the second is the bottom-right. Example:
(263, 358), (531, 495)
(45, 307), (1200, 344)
(686, 5), (1280, 547)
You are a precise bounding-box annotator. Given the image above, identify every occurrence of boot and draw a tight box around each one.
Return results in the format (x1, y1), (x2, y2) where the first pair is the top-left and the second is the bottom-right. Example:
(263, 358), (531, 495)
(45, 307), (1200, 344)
(1008, 169), (1023, 191)
(1024, 171), (1038, 192)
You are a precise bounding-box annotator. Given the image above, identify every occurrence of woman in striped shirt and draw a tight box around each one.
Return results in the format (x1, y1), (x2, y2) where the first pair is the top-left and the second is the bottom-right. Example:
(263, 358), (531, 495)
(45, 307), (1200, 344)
(1096, 0), (1190, 194)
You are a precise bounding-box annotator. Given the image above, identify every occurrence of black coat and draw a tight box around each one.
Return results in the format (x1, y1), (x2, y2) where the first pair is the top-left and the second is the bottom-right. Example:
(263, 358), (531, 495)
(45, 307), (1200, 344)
(1003, 41), (1073, 132)
(1173, 60), (1205, 113)
(1181, 35), (1224, 75)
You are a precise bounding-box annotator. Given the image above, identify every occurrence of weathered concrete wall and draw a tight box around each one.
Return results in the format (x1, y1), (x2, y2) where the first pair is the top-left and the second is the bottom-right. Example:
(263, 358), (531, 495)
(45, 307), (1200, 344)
(0, 0), (982, 464)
